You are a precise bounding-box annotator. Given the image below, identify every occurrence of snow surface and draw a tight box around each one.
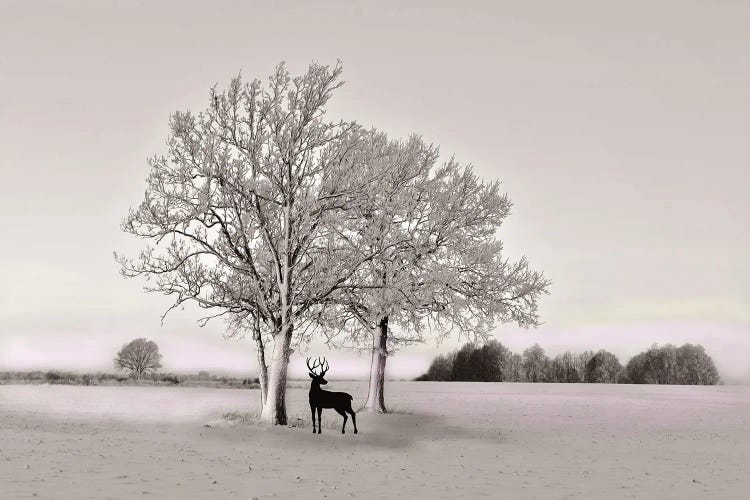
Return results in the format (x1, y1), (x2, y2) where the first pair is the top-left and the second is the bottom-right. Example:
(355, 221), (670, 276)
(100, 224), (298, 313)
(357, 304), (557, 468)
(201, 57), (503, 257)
(1, 382), (748, 498)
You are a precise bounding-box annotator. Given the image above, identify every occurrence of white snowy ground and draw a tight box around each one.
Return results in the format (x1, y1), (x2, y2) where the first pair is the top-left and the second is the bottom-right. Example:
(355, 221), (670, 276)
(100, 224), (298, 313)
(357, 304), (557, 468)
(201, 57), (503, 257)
(1, 382), (748, 499)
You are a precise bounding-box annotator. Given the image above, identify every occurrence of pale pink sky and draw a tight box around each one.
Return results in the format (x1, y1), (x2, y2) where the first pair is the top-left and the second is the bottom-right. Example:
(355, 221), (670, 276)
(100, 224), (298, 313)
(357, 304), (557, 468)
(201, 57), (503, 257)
(0, 1), (748, 381)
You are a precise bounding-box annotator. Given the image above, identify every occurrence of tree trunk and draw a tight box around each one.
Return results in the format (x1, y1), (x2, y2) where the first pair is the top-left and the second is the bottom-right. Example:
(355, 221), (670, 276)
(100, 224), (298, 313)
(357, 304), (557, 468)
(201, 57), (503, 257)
(364, 316), (388, 413)
(253, 321), (268, 408)
(259, 323), (293, 425)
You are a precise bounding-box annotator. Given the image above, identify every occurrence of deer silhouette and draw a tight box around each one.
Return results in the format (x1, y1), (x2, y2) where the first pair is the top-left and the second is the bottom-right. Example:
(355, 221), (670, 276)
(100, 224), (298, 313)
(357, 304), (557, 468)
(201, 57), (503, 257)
(307, 357), (357, 435)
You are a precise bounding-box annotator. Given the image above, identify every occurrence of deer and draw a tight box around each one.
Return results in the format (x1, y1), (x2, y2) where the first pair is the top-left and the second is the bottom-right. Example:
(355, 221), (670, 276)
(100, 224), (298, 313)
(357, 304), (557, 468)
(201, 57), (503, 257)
(307, 357), (358, 435)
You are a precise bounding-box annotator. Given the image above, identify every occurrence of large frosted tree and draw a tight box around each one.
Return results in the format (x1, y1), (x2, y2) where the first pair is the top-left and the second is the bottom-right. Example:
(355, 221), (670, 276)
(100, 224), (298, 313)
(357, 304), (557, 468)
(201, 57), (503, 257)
(118, 62), (407, 424)
(321, 144), (549, 412)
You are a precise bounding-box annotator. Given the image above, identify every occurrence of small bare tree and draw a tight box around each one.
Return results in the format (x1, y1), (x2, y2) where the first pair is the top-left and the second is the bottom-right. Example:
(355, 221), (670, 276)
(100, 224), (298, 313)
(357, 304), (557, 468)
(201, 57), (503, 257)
(114, 338), (162, 379)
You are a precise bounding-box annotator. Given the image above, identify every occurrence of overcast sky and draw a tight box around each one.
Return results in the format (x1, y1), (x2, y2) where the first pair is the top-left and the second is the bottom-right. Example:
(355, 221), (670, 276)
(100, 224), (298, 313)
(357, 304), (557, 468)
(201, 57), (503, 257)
(1, 0), (748, 381)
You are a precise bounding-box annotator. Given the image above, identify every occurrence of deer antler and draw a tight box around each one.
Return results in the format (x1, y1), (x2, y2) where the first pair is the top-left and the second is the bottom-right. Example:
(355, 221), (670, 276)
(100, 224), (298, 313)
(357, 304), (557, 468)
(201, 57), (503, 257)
(306, 357), (321, 375)
(319, 357), (329, 376)
(306, 356), (329, 376)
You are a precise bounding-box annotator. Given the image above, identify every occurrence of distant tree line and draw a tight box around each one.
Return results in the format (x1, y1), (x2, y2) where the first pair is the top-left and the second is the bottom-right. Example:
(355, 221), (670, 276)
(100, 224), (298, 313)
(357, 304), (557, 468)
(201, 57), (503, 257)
(416, 341), (720, 385)
(0, 370), (262, 389)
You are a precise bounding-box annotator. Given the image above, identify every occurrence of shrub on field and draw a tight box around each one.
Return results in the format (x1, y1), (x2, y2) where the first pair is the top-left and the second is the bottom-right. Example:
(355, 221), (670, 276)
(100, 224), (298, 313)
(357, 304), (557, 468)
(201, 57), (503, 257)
(625, 343), (719, 385)
(450, 343), (477, 381)
(159, 373), (183, 384)
(45, 371), (79, 384)
(423, 354), (454, 381)
(31, 371), (48, 382)
(584, 350), (624, 383)
(97, 372), (120, 383)
(675, 344), (720, 385)
(472, 341), (512, 382)
(547, 351), (595, 383)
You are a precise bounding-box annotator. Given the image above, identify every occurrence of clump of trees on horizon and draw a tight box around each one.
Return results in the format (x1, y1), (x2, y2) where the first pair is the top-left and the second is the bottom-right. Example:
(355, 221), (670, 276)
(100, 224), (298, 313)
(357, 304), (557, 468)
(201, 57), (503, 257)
(416, 341), (720, 385)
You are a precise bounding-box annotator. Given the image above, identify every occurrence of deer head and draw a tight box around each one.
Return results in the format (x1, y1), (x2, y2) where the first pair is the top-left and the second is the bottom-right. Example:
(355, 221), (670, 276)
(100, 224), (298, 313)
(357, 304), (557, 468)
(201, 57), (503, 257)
(307, 356), (329, 385)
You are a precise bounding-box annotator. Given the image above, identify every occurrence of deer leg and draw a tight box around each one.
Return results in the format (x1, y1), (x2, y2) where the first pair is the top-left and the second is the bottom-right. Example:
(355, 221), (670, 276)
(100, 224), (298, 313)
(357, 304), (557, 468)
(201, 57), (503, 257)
(348, 407), (358, 434)
(335, 408), (347, 434)
(316, 407), (322, 434)
(310, 404), (316, 434)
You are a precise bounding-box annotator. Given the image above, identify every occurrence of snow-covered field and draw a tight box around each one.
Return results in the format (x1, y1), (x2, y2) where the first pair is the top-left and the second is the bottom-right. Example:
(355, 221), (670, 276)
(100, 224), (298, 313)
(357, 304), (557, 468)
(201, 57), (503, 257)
(1, 382), (748, 499)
